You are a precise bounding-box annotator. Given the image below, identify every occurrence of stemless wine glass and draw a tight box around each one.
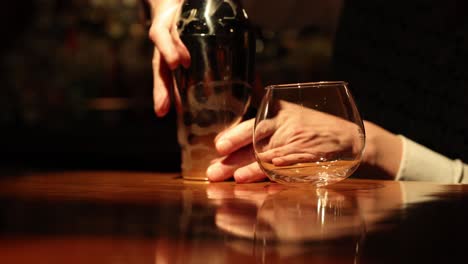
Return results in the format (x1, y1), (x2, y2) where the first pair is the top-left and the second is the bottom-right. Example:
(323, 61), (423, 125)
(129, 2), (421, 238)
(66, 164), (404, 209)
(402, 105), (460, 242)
(253, 81), (365, 187)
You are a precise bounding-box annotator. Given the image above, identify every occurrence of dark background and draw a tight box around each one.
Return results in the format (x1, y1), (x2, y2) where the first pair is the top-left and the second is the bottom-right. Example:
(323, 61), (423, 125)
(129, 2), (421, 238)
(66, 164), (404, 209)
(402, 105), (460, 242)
(0, 1), (340, 172)
(0, 0), (466, 172)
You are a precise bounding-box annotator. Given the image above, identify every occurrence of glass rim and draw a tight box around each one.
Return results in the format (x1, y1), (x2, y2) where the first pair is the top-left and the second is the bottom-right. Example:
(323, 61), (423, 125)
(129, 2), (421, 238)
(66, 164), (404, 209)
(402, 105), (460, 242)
(265, 81), (348, 90)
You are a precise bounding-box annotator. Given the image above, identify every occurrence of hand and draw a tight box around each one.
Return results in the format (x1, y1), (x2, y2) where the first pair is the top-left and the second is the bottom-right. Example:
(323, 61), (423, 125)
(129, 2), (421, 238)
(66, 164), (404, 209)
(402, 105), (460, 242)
(207, 103), (403, 183)
(207, 100), (363, 183)
(254, 101), (364, 166)
(207, 118), (266, 183)
(146, 0), (190, 117)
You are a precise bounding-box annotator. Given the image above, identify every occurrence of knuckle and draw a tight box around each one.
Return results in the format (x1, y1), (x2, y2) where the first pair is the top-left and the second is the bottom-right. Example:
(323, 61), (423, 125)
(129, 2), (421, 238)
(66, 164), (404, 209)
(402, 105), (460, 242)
(148, 27), (158, 43)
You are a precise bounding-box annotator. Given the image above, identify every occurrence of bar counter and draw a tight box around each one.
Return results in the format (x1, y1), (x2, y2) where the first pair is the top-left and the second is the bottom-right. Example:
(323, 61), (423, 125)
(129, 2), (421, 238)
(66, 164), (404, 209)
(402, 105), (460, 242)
(0, 171), (467, 263)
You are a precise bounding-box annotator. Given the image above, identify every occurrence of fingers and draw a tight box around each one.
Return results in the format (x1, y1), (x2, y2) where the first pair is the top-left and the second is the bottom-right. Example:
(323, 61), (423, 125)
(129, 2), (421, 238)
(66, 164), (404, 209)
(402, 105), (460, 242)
(215, 119), (256, 156)
(171, 26), (191, 68)
(259, 142), (341, 166)
(148, 0), (191, 117)
(148, 0), (184, 69)
(207, 145), (267, 183)
(233, 162), (266, 183)
(272, 153), (318, 166)
(253, 119), (277, 142)
(207, 145), (254, 182)
(209, 118), (271, 183)
(152, 49), (172, 117)
(256, 144), (298, 162)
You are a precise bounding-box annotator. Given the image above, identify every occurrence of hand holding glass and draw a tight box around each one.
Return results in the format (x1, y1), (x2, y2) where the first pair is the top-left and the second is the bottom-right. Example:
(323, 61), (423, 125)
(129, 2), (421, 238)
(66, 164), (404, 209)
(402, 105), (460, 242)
(253, 82), (365, 187)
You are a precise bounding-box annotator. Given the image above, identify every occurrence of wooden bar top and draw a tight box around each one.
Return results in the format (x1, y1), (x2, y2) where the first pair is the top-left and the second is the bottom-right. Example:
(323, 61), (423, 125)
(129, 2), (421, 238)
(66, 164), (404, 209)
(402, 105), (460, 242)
(0, 170), (467, 263)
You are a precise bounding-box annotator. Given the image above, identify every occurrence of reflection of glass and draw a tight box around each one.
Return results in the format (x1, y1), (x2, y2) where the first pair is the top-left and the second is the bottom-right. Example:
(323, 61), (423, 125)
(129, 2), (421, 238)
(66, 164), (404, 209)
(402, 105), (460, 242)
(176, 80), (251, 180)
(253, 81), (365, 187)
(254, 188), (365, 263)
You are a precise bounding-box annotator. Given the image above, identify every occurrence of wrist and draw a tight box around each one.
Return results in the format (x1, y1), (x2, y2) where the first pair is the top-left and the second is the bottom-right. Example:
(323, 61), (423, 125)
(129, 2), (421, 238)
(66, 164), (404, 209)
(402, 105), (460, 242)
(363, 121), (403, 179)
(374, 132), (403, 179)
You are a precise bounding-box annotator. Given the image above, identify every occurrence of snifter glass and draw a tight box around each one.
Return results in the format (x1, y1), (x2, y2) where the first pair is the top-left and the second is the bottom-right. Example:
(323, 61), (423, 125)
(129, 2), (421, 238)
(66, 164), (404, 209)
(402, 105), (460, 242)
(253, 81), (365, 187)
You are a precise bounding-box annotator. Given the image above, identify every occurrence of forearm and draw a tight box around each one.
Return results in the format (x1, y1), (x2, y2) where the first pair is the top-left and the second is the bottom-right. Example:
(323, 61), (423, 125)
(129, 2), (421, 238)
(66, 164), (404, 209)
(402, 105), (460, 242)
(395, 136), (466, 184)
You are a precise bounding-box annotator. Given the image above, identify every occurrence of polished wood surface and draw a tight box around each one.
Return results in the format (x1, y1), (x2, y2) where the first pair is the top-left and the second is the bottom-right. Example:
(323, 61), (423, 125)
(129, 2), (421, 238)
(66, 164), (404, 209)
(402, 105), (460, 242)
(0, 171), (467, 263)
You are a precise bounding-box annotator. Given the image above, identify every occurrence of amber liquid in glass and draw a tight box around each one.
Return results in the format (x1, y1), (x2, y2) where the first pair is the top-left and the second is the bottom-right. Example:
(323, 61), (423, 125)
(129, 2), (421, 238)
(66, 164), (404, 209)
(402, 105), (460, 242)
(260, 160), (361, 186)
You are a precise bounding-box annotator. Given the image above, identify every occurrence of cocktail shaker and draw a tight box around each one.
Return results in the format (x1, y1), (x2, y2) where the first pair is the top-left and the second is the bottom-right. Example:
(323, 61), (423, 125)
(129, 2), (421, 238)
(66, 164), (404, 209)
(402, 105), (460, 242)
(174, 0), (255, 180)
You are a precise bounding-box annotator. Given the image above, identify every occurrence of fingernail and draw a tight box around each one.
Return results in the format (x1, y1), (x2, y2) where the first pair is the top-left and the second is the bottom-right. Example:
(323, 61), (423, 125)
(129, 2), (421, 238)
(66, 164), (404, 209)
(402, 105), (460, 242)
(207, 164), (224, 181)
(155, 104), (168, 117)
(217, 139), (233, 155)
(154, 97), (169, 117)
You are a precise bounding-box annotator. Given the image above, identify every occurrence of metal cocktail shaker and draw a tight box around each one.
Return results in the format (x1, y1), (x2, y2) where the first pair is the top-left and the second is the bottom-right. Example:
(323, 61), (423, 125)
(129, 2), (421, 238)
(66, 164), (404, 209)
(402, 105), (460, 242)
(174, 0), (255, 180)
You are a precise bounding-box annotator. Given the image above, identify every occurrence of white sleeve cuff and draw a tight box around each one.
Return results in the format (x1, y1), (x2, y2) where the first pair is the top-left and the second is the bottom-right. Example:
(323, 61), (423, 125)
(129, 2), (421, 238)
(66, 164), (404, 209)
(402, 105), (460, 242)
(395, 135), (465, 184)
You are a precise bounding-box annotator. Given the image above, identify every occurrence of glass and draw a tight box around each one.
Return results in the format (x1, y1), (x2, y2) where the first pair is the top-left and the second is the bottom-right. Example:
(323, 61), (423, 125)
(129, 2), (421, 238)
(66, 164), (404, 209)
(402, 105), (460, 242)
(176, 80), (251, 180)
(174, 0), (255, 180)
(253, 81), (365, 187)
